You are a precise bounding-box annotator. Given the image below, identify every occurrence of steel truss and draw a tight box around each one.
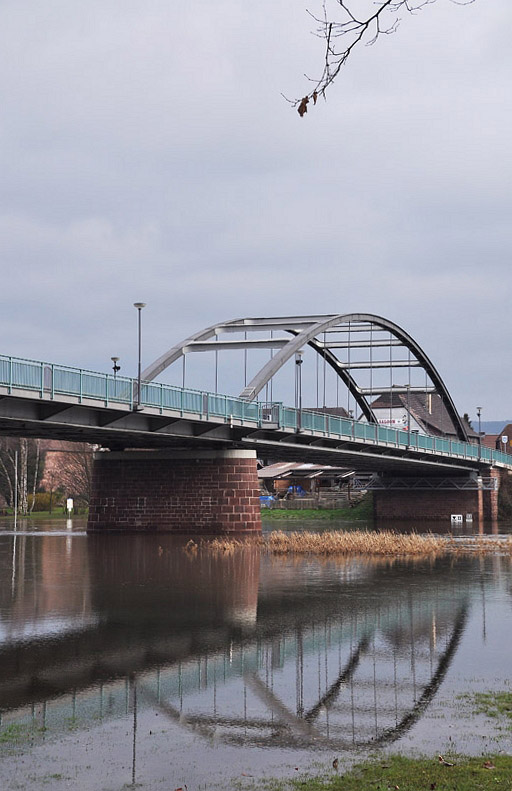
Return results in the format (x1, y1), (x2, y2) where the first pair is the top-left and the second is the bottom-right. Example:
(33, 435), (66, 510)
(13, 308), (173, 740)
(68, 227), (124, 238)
(352, 474), (498, 491)
(142, 313), (469, 442)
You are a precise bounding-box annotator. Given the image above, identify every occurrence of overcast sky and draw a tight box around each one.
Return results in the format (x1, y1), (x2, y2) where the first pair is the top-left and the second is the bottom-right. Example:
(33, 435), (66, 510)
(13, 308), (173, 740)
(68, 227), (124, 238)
(1, 0), (510, 421)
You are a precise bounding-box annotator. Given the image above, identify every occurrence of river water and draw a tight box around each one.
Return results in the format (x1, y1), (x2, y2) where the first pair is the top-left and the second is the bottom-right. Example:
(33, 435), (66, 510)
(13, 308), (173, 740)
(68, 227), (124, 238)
(0, 517), (511, 790)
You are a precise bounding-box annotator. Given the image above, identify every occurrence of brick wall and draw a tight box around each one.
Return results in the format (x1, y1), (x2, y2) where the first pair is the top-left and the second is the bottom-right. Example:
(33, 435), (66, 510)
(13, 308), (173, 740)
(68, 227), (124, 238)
(374, 470), (501, 524)
(374, 489), (481, 522)
(87, 450), (262, 534)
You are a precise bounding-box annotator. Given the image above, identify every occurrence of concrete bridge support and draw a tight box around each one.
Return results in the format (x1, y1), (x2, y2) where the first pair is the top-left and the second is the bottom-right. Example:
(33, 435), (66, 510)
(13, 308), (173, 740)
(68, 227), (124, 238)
(87, 449), (262, 534)
(373, 468), (500, 524)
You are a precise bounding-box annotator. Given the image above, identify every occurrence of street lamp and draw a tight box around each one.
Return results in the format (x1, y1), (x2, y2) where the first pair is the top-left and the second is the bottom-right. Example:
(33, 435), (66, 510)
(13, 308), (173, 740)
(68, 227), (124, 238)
(476, 406), (482, 445)
(295, 350), (303, 432)
(391, 384), (411, 445)
(133, 303), (146, 410)
(406, 384), (411, 446)
(111, 357), (120, 379)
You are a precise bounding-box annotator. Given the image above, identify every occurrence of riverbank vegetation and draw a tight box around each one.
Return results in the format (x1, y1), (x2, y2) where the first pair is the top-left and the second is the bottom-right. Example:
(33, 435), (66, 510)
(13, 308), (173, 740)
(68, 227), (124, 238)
(1, 508), (83, 519)
(266, 530), (443, 556)
(245, 754), (512, 791)
(194, 529), (446, 557)
(262, 497), (373, 521)
(194, 530), (512, 558)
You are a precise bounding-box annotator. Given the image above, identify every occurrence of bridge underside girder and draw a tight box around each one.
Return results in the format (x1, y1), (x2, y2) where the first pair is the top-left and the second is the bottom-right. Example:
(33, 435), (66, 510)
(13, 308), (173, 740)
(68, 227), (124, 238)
(353, 474), (498, 491)
(0, 392), (491, 476)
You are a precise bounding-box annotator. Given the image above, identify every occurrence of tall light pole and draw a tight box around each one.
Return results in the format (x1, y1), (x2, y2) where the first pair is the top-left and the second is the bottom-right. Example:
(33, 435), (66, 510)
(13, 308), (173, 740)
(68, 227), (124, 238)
(476, 406), (482, 445)
(111, 356), (120, 379)
(406, 384), (411, 447)
(133, 303), (146, 410)
(295, 350), (303, 432)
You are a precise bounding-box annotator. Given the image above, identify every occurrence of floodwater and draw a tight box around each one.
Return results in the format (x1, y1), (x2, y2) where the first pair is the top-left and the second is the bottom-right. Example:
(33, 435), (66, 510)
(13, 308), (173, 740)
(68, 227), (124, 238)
(0, 517), (512, 790)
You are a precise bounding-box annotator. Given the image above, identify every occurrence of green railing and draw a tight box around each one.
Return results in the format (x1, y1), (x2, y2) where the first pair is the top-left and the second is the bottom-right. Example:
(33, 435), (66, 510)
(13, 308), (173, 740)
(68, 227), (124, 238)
(1, 353), (512, 468)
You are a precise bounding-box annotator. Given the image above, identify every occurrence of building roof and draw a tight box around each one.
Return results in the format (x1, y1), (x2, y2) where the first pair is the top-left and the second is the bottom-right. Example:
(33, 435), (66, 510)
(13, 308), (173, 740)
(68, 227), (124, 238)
(369, 392), (478, 439)
(258, 462), (352, 480)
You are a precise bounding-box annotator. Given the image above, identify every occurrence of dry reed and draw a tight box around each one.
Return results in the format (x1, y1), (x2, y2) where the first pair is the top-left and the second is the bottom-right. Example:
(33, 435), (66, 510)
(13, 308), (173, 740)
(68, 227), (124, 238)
(186, 531), (512, 558)
(194, 530), (445, 557)
(265, 530), (444, 556)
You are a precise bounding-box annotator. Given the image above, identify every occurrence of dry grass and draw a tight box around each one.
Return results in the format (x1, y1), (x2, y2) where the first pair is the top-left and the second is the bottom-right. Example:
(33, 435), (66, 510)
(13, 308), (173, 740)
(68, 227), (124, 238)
(192, 530), (444, 557)
(186, 531), (512, 558)
(266, 529), (444, 556)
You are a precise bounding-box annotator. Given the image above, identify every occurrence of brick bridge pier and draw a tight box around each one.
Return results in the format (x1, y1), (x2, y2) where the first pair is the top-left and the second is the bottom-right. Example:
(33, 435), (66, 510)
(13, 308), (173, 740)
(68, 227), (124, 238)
(372, 468), (501, 524)
(87, 449), (262, 534)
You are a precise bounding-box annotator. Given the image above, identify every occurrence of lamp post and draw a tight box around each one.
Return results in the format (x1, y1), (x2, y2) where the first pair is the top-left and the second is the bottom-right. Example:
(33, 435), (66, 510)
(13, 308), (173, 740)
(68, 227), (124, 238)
(133, 303), (146, 410)
(476, 406), (482, 445)
(406, 384), (411, 447)
(391, 384), (411, 445)
(295, 350), (303, 432)
(111, 356), (120, 379)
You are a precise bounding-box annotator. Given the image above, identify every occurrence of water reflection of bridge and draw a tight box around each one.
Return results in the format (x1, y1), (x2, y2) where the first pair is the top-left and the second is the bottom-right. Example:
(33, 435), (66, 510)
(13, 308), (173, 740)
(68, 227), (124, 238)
(0, 533), (496, 750)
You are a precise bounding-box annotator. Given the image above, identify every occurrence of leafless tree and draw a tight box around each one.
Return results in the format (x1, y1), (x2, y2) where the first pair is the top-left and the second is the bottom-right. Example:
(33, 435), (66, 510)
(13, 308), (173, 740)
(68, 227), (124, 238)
(294, 0), (475, 116)
(0, 437), (43, 514)
(41, 443), (95, 506)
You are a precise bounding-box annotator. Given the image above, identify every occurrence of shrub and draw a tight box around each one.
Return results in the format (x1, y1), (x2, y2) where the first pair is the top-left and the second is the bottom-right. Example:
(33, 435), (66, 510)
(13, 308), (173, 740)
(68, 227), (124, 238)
(28, 491), (64, 512)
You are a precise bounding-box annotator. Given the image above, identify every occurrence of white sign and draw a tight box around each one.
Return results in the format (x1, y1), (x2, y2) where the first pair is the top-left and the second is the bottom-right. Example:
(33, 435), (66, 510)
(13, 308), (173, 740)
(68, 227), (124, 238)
(502, 435), (508, 444)
(450, 514), (463, 523)
(66, 498), (74, 514)
(466, 513), (473, 522)
(377, 418), (408, 427)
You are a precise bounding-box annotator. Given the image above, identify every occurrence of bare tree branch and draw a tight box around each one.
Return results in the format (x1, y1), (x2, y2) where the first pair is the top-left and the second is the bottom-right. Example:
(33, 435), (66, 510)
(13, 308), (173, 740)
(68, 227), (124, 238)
(292, 0), (476, 115)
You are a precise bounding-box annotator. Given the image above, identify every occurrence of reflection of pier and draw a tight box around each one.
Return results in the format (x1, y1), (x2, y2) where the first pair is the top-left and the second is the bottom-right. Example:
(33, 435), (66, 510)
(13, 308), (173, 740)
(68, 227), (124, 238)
(0, 534), (486, 750)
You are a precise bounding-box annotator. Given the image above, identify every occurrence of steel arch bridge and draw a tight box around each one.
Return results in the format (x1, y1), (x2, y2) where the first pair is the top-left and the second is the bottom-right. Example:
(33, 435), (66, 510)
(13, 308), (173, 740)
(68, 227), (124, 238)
(141, 313), (470, 442)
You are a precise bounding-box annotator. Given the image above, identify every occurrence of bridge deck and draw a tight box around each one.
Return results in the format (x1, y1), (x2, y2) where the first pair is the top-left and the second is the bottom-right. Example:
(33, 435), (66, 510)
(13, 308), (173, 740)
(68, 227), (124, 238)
(1, 354), (511, 474)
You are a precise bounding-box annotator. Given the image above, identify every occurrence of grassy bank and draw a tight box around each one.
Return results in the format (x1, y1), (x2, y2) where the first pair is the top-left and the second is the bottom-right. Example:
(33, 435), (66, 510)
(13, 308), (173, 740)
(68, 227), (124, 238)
(262, 498), (373, 521)
(1, 509), (86, 519)
(246, 754), (512, 791)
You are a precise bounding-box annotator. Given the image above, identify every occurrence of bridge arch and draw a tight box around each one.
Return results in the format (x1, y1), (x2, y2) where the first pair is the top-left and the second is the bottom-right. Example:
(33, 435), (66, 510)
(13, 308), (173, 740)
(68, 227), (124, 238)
(141, 314), (469, 442)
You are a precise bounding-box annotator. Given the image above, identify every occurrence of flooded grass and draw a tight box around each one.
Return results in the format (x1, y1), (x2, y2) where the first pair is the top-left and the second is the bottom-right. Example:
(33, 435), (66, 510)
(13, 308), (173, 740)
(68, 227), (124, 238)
(0, 723), (31, 744)
(447, 535), (512, 554)
(457, 690), (512, 725)
(245, 754), (512, 791)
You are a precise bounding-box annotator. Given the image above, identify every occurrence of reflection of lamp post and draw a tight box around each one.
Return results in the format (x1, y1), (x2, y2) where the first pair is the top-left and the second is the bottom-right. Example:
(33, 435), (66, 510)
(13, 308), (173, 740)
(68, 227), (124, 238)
(133, 303), (146, 410)
(295, 350), (303, 431)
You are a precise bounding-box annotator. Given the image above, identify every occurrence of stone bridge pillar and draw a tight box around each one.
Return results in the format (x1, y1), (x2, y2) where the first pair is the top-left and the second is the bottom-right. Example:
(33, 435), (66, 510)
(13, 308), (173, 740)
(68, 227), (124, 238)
(87, 449), (261, 534)
(373, 469), (500, 525)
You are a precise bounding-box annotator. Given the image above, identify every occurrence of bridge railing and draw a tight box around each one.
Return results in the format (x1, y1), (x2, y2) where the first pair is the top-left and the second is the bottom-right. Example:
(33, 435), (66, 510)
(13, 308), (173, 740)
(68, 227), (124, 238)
(2, 353), (512, 468)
